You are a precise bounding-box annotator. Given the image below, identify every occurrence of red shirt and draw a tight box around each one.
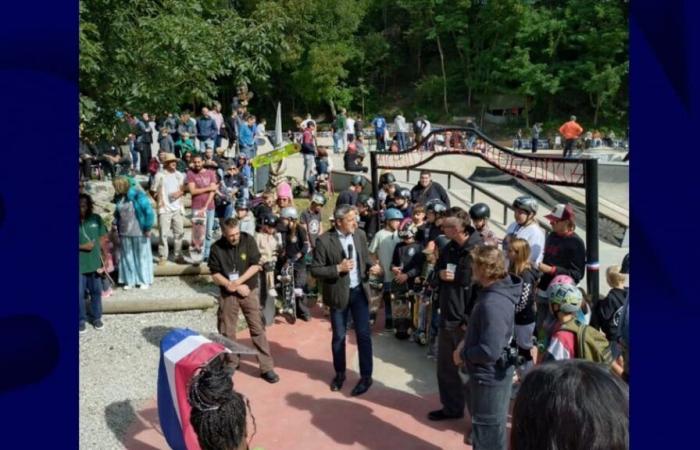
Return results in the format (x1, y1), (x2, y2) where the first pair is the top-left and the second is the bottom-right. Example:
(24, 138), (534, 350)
(302, 128), (314, 145)
(559, 121), (583, 140)
(186, 169), (217, 211)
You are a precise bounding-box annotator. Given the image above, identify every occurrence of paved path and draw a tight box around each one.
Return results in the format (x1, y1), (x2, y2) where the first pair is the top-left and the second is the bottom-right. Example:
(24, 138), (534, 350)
(121, 308), (472, 450)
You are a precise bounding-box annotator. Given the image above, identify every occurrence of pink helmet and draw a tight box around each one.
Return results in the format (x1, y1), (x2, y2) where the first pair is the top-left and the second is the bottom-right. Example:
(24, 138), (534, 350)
(548, 274), (575, 289)
(276, 181), (293, 200)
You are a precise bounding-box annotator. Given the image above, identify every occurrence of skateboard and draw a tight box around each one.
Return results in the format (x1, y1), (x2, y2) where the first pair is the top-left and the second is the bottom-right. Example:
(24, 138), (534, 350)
(188, 209), (206, 264)
(391, 281), (412, 339)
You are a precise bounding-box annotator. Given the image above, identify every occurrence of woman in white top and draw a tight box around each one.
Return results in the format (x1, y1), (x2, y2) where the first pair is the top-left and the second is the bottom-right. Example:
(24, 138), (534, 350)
(503, 195), (545, 266)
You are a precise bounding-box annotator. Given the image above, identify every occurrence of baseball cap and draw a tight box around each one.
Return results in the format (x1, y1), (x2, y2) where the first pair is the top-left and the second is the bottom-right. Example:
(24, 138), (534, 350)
(545, 203), (575, 222)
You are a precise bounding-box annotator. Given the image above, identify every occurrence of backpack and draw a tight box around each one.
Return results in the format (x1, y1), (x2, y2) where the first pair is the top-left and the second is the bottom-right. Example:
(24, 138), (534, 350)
(560, 319), (613, 365)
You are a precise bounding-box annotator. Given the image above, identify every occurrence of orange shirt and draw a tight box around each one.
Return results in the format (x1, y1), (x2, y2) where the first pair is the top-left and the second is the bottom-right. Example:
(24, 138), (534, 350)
(559, 121), (583, 139)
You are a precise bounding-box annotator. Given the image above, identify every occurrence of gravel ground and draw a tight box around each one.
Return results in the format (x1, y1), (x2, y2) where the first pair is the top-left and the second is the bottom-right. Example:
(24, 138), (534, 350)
(79, 307), (220, 449)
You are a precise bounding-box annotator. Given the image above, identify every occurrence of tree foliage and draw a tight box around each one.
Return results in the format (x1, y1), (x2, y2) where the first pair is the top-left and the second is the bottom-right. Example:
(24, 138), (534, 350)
(80, 0), (628, 138)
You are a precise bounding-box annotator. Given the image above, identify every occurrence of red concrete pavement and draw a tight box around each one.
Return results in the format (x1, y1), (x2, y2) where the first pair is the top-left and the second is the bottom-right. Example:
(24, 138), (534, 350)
(123, 308), (471, 450)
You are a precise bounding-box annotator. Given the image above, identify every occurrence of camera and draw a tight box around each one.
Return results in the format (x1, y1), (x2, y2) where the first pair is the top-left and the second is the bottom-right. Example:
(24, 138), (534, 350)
(497, 339), (524, 370)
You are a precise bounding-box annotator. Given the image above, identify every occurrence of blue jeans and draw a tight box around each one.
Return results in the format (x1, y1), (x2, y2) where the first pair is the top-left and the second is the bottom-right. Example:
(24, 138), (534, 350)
(465, 369), (513, 450)
(199, 138), (214, 152)
(79, 272), (103, 326)
(303, 154), (315, 181)
(397, 132), (409, 150)
(330, 286), (373, 377)
(203, 208), (216, 260)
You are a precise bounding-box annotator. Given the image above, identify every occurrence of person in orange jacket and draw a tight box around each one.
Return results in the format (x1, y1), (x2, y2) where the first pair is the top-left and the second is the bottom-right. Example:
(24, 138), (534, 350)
(559, 115), (584, 158)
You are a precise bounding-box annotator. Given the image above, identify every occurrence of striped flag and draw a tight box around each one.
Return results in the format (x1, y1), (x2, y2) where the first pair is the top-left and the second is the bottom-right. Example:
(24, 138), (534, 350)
(157, 328), (231, 450)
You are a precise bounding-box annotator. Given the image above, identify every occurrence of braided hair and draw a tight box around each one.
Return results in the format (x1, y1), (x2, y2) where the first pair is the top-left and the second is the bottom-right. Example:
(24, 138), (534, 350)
(188, 355), (255, 450)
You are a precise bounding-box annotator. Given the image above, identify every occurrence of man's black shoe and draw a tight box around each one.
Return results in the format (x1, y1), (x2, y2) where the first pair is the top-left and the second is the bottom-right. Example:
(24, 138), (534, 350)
(351, 377), (373, 396)
(300, 315), (311, 322)
(261, 370), (280, 384)
(428, 409), (464, 421)
(330, 373), (346, 391)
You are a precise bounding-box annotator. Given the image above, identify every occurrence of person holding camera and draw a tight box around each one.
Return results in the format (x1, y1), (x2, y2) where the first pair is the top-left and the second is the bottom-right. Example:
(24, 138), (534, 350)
(456, 245), (521, 449)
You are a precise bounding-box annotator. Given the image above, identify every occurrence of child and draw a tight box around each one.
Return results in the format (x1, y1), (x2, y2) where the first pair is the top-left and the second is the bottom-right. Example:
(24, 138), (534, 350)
(277, 207), (310, 322)
(299, 193), (324, 252)
(390, 224), (425, 339)
(469, 203), (500, 246)
(591, 266), (628, 340)
(507, 238), (541, 381)
(234, 198), (256, 236)
(369, 208), (403, 329)
(357, 194), (380, 242)
(256, 214), (282, 326)
(543, 282), (583, 362)
(394, 188), (414, 220)
(253, 190), (275, 225)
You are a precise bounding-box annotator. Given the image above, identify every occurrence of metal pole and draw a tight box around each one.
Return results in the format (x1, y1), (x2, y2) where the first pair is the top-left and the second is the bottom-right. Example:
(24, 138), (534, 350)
(370, 151), (379, 211)
(584, 158), (600, 302)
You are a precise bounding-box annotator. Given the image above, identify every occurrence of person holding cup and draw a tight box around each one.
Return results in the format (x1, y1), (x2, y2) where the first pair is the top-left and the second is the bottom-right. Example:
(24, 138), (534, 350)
(428, 209), (483, 422)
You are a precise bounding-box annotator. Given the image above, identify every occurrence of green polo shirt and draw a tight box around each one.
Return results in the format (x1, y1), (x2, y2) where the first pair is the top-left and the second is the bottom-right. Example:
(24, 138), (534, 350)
(80, 213), (107, 274)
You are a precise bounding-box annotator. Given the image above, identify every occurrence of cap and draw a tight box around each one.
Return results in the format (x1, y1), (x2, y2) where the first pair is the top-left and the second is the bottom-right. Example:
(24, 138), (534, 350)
(545, 203), (575, 222)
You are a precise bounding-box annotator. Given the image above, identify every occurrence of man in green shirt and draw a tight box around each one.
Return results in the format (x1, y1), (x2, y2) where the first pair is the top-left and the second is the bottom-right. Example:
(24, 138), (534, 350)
(79, 193), (107, 333)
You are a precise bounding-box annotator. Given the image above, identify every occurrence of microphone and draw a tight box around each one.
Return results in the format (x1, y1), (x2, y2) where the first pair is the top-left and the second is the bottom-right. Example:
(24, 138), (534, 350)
(347, 244), (354, 260)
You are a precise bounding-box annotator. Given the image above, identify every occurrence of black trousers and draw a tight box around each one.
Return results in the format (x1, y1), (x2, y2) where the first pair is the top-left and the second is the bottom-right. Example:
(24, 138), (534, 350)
(138, 142), (151, 173)
(437, 327), (466, 415)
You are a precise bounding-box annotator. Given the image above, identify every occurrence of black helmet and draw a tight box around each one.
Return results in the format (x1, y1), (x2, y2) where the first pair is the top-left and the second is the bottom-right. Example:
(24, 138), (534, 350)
(513, 195), (538, 214)
(435, 235), (450, 251)
(351, 175), (365, 187)
(397, 188), (411, 200)
(235, 198), (250, 210)
(261, 214), (278, 227)
(357, 194), (375, 209)
(379, 172), (396, 185)
(469, 203), (490, 220)
(425, 199), (447, 214)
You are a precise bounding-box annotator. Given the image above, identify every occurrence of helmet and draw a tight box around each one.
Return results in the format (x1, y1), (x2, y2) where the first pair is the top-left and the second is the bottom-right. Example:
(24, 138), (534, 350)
(426, 199), (447, 214)
(469, 203), (490, 220)
(234, 198), (250, 210)
(513, 195), (538, 214)
(397, 188), (411, 200)
(547, 283), (583, 313)
(384, 208), (403, 221)
(351, 175), (365, 187)
(549, 274), (575, 288)
(379, 172), (396, 185)
(311, 193), (326, 206)
(280, 207), (298, 220)
(435, 234), (450, 251)
(261, 214), (278, 227)
(357, 194), (375, 209)
(398, 224), (416, 240)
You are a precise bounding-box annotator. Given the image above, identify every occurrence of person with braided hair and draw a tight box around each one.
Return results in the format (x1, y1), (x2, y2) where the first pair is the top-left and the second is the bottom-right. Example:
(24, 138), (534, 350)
(189, 354), (257, 450)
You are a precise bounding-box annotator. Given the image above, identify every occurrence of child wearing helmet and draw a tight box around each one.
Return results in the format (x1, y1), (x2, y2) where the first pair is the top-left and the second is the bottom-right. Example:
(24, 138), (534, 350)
(300, 194), (325, 251)
(469, 202), (499, 247)
(357, 194), (380, 242)
(391, 223), (426, 339)
(394, 188), (414, 220)
(504, 195), (545, 265)
(544, 282), (584, 361)
(277, 206), (311, 321)
(255, 214), (282, 325)
(234, 198), (256, 236)
(369, 207), (403, 329)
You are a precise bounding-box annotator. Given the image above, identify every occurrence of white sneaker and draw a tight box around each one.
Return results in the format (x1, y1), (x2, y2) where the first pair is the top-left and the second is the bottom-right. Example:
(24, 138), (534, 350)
(139, 284), (150, 290)
(123, 285), (132, 290)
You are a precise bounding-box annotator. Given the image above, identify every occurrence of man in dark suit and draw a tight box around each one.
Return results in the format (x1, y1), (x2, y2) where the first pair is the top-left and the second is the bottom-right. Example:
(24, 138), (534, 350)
(310, 205), (382, 396)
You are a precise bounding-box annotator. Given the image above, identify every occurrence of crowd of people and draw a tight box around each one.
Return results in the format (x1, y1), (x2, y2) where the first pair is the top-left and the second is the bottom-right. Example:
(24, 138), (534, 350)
(79, 103), (629, 449)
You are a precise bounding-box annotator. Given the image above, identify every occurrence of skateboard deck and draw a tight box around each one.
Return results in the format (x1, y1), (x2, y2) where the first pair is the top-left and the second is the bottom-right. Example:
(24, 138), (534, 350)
(189, 210), (206, 264)
(251, 143), (301, 169)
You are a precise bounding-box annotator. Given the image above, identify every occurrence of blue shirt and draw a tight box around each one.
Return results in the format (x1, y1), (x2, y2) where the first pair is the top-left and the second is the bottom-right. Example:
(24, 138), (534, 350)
(238, 120), (255, 147)
(337, 230), (360, 288)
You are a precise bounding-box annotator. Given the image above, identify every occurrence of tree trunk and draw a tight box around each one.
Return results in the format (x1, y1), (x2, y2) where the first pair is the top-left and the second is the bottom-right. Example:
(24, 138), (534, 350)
(524, 96), (530, 128)
(435, 31), (449, 116)
(328, 98), (336, 117)
(593, 95), (602, 127)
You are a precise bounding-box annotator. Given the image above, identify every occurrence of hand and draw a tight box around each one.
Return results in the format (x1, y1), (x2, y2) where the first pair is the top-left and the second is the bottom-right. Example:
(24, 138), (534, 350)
(440, 270), (455, 282)
(82, 240), (95, 251)
(226, 280), (241, 293)
(369, 264), (382, 276)
(395, 273), (408, 284)
(391, 267), (401, 276)
(236, 284), (251, 297)
(337, 258), (355, 273)
(452, 349), (464, 367)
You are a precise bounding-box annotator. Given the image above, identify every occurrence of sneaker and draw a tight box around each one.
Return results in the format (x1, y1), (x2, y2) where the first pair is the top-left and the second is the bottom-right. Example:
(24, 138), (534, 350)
(123, 285), (132, 290)
(139, 284), (150, 290)
(93, 319), (104, 330)
(79, 323), (87, 334)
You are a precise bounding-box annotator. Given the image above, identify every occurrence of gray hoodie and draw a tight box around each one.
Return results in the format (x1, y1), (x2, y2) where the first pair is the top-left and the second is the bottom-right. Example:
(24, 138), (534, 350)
(462, 274), (522, 384)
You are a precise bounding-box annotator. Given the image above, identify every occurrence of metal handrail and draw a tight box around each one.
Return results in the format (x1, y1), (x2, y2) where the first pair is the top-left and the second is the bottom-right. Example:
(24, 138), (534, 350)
(400, 166), (553, 232)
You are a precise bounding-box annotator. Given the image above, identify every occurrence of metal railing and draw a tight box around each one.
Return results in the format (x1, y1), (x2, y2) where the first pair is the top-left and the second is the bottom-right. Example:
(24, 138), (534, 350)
(400, 167), (553, 232)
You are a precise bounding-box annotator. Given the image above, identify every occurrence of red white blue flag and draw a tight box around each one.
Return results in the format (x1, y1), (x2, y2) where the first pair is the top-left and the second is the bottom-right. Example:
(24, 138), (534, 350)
(157, 328), (230, 450)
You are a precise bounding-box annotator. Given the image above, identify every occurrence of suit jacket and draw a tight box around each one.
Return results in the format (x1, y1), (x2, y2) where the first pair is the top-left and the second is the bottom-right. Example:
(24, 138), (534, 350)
(310, 227), (372, 310)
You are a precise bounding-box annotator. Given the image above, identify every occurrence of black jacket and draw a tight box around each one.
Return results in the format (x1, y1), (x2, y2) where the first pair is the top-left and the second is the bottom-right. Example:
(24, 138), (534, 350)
(391, 242), (426, 290)
(591, 287), (628, 340)
(434, 228), (483, 328)
(410, 181), (450, 207)
(538, 231), (586, 290)
(462, 274), (521, 384)
(310, 228), (372, 310)
(208, 233), (261, 293)
(337, 189), (358, 207)
(358, 212), (379, 242)
(514, 267), (541, 325)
